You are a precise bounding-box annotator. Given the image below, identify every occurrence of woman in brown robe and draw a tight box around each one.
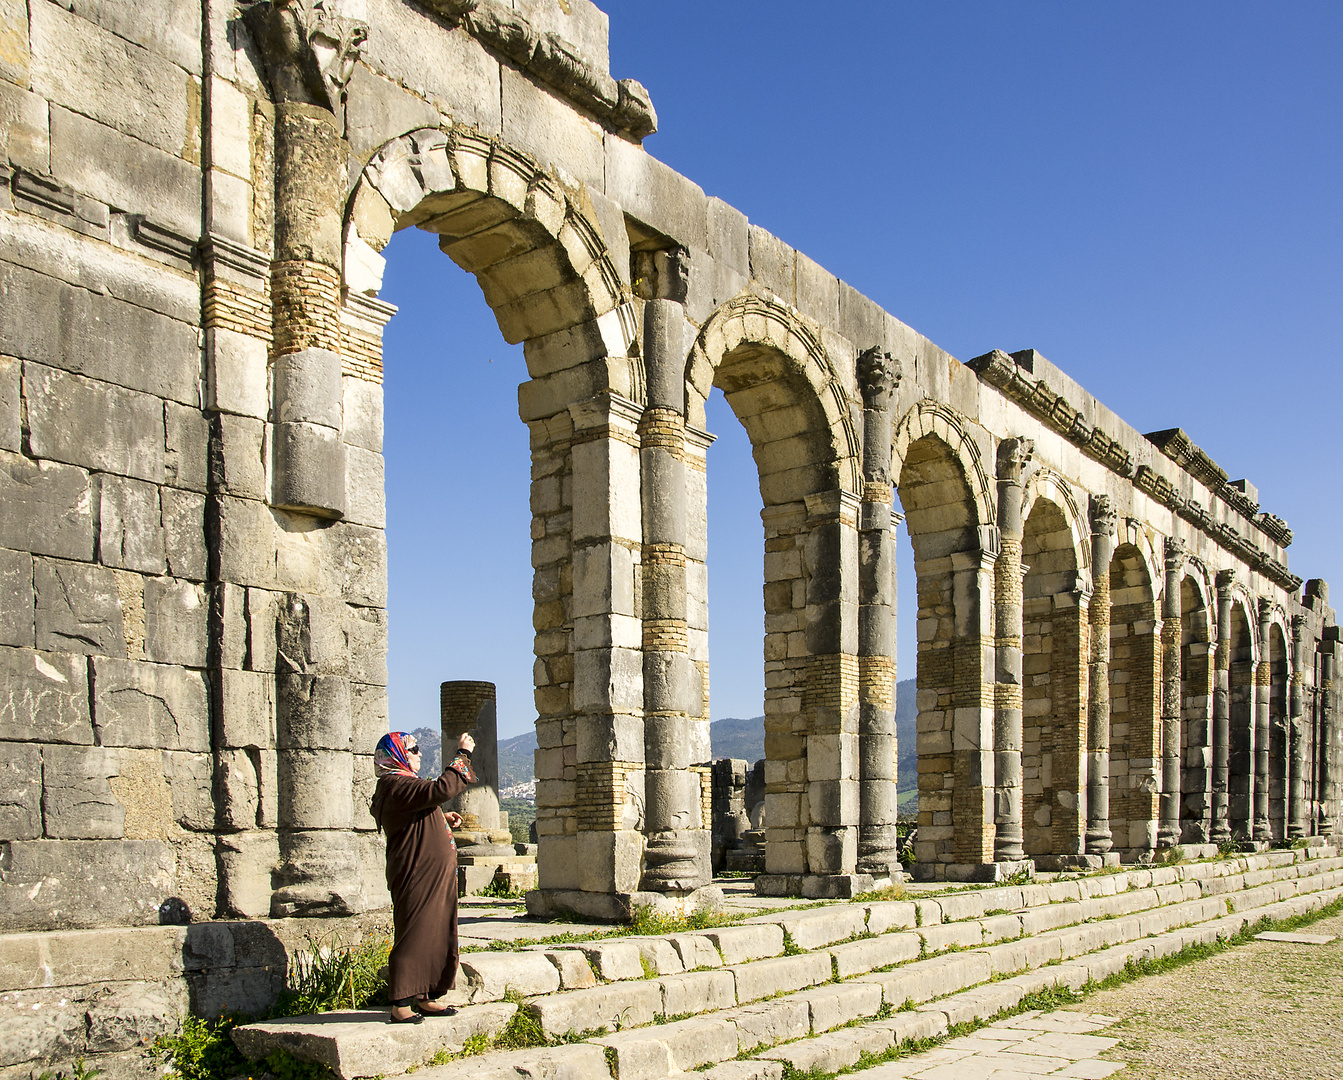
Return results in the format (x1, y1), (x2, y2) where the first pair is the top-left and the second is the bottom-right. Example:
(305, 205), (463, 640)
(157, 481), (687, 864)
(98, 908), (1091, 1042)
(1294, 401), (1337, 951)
(370, 729), (477, 1023)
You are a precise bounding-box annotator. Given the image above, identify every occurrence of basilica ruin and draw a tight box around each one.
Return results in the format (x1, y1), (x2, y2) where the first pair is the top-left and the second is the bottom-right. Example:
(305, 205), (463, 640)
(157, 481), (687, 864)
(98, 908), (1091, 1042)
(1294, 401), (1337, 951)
(0, 0), (1338, 995)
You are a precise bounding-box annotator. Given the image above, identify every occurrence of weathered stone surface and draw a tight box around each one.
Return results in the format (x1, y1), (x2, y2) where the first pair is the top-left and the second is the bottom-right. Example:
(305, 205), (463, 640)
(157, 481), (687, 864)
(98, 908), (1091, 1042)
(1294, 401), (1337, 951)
(729, 951), (832, 1004)
(30, 1), (193, 157)
(344, 445), (385, 528)
(0, 451), (92, 562)
(85, 979), (190, 1053)
(0, 839), (175, 929)
(525, 979), (661, 1037)
(276, 749), (354, 829)
(165, 405), (209, 498)
(232, 1003), (518, 1080)
(219, 668), (275, 748)
(0, 0), (30, 87)
(0, 545), (33, 649)
(0, 740), (41, 840)
(49, 105), (201, 239)
(659, 968), (736, 1017)
(0, 263), (199, 404)
(92, 657), (209, 752)
(24, 364), (164, 484)
(277, 674), (353, 750)
(142, 578), (207, 668)
(0, 645), (91, 744)
(460, 951), (562, 1000)
(161, 488), (206, 581)
(34, 558), (126, 658)
(500, 64), (603, 190)
(697, 924), (785, 965)
(98, 476), (166, 574)
(216, 415), (268, 500)
(0, 80), (49, 175)
(345, 62), (440, 163)
(274, 421), (347, 518)
(41, 743), (123, 839)
(721, 998), (811, 1050)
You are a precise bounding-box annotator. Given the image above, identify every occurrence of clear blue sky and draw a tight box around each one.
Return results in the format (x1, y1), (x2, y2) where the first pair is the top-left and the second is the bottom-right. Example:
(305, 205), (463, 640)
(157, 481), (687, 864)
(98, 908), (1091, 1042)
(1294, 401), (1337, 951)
(380, 2), (1343, 740)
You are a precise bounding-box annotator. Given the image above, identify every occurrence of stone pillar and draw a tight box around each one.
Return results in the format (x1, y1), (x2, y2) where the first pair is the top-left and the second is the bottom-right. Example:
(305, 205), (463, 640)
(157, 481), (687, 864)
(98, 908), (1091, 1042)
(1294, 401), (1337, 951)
(1317, 633), (1337, 835)
(244, 0), (368, 917)
(856, 348), (901, 878)
(993, 438), (1033, 863)
(1158, 538), (1184, 850)
(951, 532), (999, 870)
(440, 682), (511, 854)
(1287, 614), (1310, 839)
(1254, 599), (1273, 841)
(639, 251), (710, 893)
(801, 489), (863, 892)
(1086, 495), (1116, 856)
(1210, 570), (1235, 843)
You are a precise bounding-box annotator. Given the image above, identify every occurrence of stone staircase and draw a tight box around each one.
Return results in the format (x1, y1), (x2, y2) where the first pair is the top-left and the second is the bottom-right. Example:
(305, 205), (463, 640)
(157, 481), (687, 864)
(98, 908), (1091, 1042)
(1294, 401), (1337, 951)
(232, 846), (1343, 1080)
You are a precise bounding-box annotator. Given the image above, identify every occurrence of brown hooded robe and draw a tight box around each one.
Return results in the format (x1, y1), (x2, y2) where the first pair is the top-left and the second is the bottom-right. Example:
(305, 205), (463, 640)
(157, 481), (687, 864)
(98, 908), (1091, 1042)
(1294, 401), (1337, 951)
(371, 752), (476, 1002)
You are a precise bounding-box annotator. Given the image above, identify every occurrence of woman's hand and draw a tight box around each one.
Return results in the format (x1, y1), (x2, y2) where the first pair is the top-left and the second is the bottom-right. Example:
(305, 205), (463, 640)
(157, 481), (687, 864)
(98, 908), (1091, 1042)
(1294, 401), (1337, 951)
(445, 811), (463, 829)
(457, 733), (475, 754)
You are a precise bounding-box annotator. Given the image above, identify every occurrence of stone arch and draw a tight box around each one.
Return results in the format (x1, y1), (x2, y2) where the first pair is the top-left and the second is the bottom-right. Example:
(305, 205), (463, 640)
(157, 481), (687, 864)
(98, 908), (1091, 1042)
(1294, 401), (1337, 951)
(1021, 470), (1091, 578)
(890, 405), (996, 875)
(688, 291), (862, 499)
(1019, 491), (1089, 857)
(892, 401), (996, 531)
(687, 292), (864, 882)
(1228, 594), (1258, 836)
(348, 125), (639, 380)
(1180, 572), (1214, 842)
(346, 126), (654, 906)
(1109, 540), (1160, 856)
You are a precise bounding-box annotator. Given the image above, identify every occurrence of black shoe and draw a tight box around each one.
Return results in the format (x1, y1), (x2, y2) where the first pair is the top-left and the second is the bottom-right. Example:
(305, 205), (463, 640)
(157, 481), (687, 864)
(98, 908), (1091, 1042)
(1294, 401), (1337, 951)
(414, 1002), (457, 1017)
(389, 1010), (424, 1024)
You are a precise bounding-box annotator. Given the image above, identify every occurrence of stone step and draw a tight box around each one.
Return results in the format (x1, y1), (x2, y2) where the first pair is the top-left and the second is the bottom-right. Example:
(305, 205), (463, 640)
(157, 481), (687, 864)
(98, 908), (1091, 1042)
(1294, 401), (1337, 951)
(230, 846), (1342, 1080)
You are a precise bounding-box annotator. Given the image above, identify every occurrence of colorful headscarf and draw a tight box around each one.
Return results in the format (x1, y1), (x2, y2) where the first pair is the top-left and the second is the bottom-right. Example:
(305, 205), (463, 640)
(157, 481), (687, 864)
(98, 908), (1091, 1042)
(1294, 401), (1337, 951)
(373, 731), (418, 778)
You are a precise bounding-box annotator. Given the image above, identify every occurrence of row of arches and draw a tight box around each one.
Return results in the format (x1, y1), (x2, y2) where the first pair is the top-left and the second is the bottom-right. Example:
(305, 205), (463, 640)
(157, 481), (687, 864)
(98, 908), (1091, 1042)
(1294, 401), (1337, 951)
(346, 122), (1335, 901)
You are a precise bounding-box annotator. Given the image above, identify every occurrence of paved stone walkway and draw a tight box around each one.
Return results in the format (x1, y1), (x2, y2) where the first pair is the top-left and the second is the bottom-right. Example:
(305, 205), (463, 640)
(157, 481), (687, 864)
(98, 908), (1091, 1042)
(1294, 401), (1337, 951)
(856, 1011), (1124, 1078)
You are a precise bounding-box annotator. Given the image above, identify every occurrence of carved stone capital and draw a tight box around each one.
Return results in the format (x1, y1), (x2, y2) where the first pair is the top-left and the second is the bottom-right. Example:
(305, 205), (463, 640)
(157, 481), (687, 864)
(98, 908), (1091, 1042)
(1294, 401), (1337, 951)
(1292, 613), (1307, 639)
(857, 347), (900, 409)
(1258, 596), (1274, 622)
(1089, 494), (1117, 538)
(1164, 536), (1186, 573)
(244, 0), (368, 126)
(996, 437), (1034, 483)
(1216, 568), (1237, 596)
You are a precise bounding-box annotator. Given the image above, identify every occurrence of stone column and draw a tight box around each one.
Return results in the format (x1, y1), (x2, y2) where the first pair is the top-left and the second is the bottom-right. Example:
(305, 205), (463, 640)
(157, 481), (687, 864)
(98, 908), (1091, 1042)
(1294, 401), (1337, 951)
(950, 532), (999, 870)
(1254, 599), (1273, 841)
(1317, 633), (1337, 835)
(993, 437), (1033, 863)
(1288, 614), (1308, 839)
(857, 348), (902, 878)
(1211, 570), (1235, 843)
(639, 251), (709, 893)
(1158, 538), (1184, 850)
(1086, 495), (1117, 856)
(440, 682), (512, 855)
(245, 0), (367, 917)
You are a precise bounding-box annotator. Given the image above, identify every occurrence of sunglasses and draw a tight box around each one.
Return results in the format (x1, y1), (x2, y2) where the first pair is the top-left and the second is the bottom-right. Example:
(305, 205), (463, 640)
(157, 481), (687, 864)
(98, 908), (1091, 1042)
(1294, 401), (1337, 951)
(407, 746), (421, 756)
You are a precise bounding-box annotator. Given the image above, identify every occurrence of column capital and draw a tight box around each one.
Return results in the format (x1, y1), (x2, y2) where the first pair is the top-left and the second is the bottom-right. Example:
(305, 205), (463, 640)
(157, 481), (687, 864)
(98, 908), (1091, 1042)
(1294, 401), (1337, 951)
(1089, 494), (1117, 537)
(996, 437), (1035, 483)
(244, 0), (368, 127)
(858, 346), (901, 409)
(1215, 568), (1237, 596)
(1164, 536), (1186, 568)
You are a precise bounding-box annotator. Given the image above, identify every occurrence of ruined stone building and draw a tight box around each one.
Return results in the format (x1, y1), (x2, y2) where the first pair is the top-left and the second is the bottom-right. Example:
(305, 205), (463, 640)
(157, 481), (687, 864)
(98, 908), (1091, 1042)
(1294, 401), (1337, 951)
(0, 0), (1338, 948)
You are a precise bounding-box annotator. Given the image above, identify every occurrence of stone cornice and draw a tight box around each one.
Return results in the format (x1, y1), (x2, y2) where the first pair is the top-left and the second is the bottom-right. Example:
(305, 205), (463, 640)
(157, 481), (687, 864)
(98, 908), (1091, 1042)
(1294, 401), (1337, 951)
(967, 349), (1301, 594)
(414, 0), (657, 141)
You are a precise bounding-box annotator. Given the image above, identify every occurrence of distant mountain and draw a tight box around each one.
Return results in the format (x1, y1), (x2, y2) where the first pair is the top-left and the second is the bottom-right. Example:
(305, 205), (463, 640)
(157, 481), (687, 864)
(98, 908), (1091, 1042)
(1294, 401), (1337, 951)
(414, 677), (919, 791)
(498, 730), (538, 789)
(711, 678), (918, 792)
